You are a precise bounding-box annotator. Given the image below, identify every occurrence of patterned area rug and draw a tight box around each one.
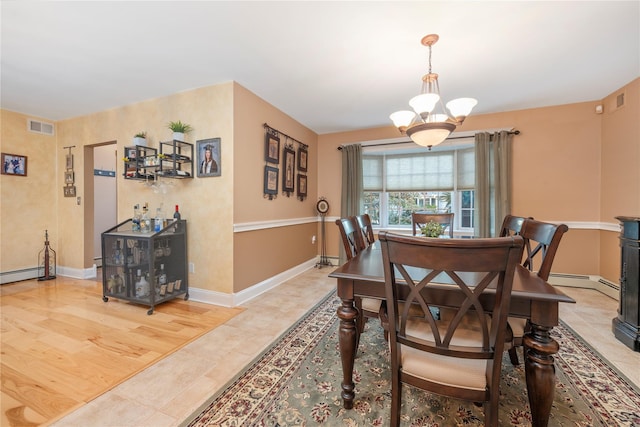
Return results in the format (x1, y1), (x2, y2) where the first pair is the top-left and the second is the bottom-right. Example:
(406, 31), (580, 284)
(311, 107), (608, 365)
(184, 291), (640, 426)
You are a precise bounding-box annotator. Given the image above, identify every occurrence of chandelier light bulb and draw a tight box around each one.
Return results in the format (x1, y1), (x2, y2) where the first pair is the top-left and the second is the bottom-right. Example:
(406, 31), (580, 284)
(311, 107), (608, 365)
(389, 110), (416, 131)
(446, 98), (478, 119)
(409, 93), (440, 115)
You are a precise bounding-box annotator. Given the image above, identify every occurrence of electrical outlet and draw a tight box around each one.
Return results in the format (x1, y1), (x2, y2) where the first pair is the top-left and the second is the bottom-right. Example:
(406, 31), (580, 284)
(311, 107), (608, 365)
(312, 235), (317, 244)
(189, 262), (195, 273)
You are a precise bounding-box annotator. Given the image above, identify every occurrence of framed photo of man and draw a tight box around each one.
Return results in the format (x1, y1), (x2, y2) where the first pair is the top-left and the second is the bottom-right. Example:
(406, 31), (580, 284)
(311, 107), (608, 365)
(197, 138), (221, 177)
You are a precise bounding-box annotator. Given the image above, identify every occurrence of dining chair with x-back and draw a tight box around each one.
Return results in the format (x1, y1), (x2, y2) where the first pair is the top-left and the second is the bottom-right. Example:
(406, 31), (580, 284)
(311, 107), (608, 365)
(354, 213), (376, 246)
(379, 231), (524, 426)
(504, 217), (569, 365)
(335, 217), (383, 333)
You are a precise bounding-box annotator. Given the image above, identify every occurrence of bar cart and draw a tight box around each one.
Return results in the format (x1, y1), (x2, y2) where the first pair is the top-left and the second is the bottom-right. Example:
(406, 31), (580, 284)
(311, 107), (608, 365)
(101, 219), (188, 314)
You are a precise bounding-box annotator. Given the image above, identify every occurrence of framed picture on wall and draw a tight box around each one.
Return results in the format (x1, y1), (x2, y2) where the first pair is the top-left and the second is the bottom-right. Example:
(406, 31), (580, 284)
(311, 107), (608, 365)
(297, 146), (308, 172)
(265, 133), (280, 164)
(282, 147), (295, 193)
(64, 170), (75, 184)
(1, 153), (27, 176)
(264, 165), (279, 195)
(63, 185), (76, 197)
(66, 154), (74, 170)
(297, 174), (307, 198)
(196, 138), (221, 177)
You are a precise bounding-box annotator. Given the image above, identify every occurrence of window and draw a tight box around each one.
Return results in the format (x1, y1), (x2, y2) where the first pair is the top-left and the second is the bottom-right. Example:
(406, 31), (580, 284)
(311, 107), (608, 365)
(362, 142), (475, 234)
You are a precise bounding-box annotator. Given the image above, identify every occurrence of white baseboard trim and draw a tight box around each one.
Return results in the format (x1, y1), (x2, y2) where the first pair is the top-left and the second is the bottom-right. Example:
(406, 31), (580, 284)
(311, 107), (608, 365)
(1, 264), (98, 284)
(0, 267), (39, 284)
(549, 273), (619, 300)
(188, 258), (319, 307)
(58, 264), (98, 280)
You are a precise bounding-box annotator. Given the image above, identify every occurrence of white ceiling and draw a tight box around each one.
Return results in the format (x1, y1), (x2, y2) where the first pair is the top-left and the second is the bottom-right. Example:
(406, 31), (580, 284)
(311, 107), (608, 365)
(1, 1), (638, 135)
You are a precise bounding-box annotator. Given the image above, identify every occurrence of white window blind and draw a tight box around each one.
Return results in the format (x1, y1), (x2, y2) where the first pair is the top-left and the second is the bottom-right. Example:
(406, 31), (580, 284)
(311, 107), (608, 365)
(363, 147), (474, 192)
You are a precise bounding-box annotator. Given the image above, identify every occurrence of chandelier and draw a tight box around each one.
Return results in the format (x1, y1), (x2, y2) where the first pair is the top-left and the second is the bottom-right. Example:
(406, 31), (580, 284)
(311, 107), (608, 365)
(390, 34), (477, 149)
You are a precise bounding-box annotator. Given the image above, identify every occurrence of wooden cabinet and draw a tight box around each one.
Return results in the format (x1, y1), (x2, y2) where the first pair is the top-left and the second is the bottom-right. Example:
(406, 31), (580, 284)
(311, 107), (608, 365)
(101, 219), (188, 315)
(612, 216), (640, 351)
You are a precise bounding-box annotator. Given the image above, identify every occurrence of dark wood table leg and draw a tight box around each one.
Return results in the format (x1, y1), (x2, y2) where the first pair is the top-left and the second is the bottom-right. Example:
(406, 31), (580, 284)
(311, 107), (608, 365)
(523, 323), (559, 427)
(337, 297), (358, 409)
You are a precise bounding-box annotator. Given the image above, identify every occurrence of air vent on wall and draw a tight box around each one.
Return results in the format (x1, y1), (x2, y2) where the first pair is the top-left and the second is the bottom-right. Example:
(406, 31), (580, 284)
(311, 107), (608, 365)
(27, 119), (55, 136)
(609, 91), (626, 113)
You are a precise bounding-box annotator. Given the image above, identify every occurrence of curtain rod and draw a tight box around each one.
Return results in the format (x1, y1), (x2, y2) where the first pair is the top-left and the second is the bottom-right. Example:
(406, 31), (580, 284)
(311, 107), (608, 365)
(263, 123), (308, 148)
(337, 130), (520, 150)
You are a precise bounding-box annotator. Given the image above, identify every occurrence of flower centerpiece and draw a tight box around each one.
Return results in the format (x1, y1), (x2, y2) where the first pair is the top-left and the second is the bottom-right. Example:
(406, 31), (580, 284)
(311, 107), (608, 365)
(167, 121), (192, 141)
(421, 220), (445, 238)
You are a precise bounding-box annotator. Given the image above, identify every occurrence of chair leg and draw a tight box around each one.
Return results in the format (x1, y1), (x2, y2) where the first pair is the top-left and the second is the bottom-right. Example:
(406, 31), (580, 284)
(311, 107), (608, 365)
(486, 395), (499, 427)
(508, 347), (520, 365)
(390, 374), (402, 427)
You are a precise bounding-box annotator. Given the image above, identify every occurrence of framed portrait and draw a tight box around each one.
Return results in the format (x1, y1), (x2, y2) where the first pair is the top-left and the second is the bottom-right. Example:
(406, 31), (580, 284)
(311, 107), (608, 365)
(197, 138), (221, 177)
(66, 154), (74, 170)
(63, 185), (76, 197)
(127, 147), (137, 159)
(297, 174), (307, 198)
(265, 133), (280, 164)
(64, 171), (75, 184)
(1, 153), (27, 176)
(282, 147), (295, 193)
(297, 146), (308, 172)
(264, 165), (279, 195)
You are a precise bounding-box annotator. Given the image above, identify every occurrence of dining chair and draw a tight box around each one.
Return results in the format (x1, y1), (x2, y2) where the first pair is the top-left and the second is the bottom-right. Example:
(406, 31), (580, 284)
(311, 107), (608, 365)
(354, 213), (376, 246)
(335, 217), (383, 333)
(379, 231), (524, 427)
(499, 214), (531, 237)
(506, 218), (569, 365)
(411, 212), (454, 237)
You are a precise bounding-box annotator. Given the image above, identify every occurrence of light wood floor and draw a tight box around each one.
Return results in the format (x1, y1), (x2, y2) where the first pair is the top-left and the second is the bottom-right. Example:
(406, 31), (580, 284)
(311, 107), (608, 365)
(0, 274), (244, 426)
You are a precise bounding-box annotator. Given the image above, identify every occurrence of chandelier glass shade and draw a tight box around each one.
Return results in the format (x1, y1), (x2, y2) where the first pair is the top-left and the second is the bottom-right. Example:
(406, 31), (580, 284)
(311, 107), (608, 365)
(390, 34), (477, 149)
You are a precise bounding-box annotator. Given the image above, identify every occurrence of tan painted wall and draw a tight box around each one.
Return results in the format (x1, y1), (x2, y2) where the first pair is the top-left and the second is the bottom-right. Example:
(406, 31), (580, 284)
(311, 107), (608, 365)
(53, 83), (236, 293)
(232, 84), (319, 292)
(600, 78), (640, 282)
(318, 79), (640, 282)
(0, 111), (58, 272)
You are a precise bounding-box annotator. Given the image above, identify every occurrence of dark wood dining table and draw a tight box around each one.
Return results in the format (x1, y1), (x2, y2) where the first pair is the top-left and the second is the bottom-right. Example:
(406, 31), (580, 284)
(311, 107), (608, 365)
(328, 240), (575, 427)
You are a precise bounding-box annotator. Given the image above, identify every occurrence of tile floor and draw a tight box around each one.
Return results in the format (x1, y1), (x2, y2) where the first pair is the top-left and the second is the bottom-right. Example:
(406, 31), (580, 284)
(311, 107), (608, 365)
(49, 268), (639, 426)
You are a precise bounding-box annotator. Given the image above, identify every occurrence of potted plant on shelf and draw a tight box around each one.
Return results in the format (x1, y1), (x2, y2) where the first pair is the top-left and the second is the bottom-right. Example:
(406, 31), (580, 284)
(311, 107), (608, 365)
(167, 121), (193, 141)
(421, 220), (445, 238)
(133, 131), (147, 146)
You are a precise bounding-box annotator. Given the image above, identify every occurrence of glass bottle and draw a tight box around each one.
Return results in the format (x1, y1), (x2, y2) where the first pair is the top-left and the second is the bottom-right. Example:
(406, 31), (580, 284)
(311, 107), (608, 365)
(158, 263), (167, 285)
(141, 204), (151, 232)
(154, 207), (164, 232)
(132, 204), (141, 232)
(173, 205), (181, 232)
(113, 240), (122, 265)
(135, 269), (149, 298)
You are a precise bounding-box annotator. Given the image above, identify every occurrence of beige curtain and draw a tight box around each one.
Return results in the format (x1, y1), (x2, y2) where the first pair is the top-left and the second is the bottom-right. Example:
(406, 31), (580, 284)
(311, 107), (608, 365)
(475, 131), (512, 237)
(339, 143), (363, 262)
